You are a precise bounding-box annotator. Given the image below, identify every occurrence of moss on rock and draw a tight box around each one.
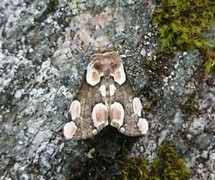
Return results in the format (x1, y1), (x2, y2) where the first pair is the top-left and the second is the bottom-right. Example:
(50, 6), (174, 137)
(153, 0), (215, 73)
(122, 143), (192, 180)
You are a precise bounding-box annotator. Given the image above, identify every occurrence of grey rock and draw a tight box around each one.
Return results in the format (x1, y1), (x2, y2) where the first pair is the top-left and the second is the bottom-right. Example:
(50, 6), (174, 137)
(0, 0), (214, 179)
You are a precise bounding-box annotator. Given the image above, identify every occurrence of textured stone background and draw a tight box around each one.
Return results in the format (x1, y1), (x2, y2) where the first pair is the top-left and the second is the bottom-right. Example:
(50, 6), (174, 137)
(0, 0), (214, 179)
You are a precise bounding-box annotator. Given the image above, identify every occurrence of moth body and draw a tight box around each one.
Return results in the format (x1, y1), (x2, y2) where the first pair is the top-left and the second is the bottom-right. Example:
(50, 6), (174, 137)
(63, 49), (149, 140)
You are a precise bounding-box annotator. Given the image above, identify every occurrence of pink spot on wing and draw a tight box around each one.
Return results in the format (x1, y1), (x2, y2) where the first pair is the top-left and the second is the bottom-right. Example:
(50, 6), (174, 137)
(69, 100), (81, 120)
(63, 122), (77, 139)
(110, 102), (124, 127)
(133, 97), (142, 117)
(92, 103), (108, 129)
(137, 118), (148, 134)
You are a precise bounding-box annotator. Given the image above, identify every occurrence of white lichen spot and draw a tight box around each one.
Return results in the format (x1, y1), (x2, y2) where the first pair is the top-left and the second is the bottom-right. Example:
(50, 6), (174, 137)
(69, 100), (81, 120)
(14, 89), (24, 99)
(63, 122), (77, 139)
(141, 48), (146, 56)
(92, 103), (108, 130)
(137, 118), (148, 134)
(110, 102), (124, 128)
(183, 52), (188, 56)
(36, 58), (59, 83)
(189, 117), (205, 135)
(147, 51), (152, 57)
(133, 97), (142, 117)
(29, 48), (34, 53)
(170, 86), (175, 90)
(113, 63), (126, 85)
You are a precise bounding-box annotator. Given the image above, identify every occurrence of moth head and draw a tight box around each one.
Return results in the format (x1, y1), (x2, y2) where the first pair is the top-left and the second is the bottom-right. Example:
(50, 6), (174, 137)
(132, 97), (143, 117)
(137, 118), (148, 134)
(63, 121), (77, 139)
(87, 51), (126, 85)
(92, 103), (108, 130)
(110, 102), (124, 128)
(69, 100), (81, 120)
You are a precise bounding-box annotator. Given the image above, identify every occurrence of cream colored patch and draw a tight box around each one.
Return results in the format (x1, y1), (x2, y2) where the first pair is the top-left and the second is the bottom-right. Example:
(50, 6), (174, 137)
(92, 103), (108, 130)
(119, 127), (125, 133)
(113, 63), (126, 85)
(110, 102), (124, 128)
(109, 84), (116, 96)
(137, 118), (148, 134)
(86, 63), (101, 86)
(99, 85), (106, 97)
(93, 129), (99, 135)
(69, 100), (81, 120)
(63, 122), (77, 139)
(133, 97), (142, 117)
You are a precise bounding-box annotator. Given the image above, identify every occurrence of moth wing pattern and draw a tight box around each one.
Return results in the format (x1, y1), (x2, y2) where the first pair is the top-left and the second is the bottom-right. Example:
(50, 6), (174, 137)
(113, 79), (145, 136)
(66, 74), (106, 140)
(63, 48), (148, 140)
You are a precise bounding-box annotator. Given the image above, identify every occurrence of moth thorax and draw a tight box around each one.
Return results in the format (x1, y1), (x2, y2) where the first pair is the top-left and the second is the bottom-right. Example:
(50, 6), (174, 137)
(105, 82), (111, 105)
(103, 67), (112, 78)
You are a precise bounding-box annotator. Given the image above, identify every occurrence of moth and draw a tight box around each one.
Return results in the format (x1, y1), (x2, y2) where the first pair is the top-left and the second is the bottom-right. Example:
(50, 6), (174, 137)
(63, 48), (148, 140)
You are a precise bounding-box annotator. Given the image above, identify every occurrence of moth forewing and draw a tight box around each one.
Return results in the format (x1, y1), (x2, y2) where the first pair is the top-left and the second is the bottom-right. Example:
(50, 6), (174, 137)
(66, 76), (105, 140)
(112, 80), (148, 136)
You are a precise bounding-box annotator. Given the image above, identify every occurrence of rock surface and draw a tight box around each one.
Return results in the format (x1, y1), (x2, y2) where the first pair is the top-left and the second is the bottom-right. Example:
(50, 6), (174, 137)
(0, 0), (214, 179)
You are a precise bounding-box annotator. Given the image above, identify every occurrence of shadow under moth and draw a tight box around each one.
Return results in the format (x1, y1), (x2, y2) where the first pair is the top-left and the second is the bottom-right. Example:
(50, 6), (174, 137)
(63, 48), (149, 140)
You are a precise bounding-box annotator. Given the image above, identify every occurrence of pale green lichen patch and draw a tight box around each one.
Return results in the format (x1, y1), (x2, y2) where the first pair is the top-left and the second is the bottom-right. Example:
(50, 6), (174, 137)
(67, 0), (87, 15)
(122, 143), (192, 179)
